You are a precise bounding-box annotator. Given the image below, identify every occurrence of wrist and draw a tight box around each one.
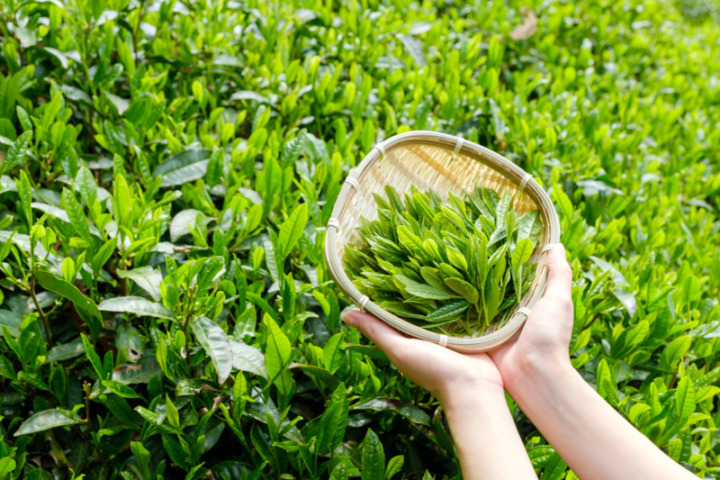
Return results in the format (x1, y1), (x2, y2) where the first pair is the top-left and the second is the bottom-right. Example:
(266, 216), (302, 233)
(506, 352), (576, 405)
(436, 379), (506, 414)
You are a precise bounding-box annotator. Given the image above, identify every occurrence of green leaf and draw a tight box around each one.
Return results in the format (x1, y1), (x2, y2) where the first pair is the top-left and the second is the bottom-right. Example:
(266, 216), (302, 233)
(596, 358), (618, 405)
(395, 275), (457, 300)
(261, 156), (281, 217)
(397, 33), (426, 67)
(1, 131), (32, 176)
(116, 266), (163, 301)
(397, 225), (424, 253)
(323, 332), (345, 373)
(323, 384), (349, 451)
(14, 409), (83, 436)
(329, 462), (349, 480)
(130, 442), (151, 479)
(540, 452), (567, 480)
(61, 188), (92, 243)
(170, 209), (206, 242)
(36, 271), (102, 337)
(263, 234), (280, 283)
(361, 428), (385, 480)
(75, 166), (97, 211)
(102, 379), (142, 399)
(0, 309), (22, 338)
(553, 187), (574, 221)
(676, 376), (695, 419)
(263, 314), (294, 400)
(190, 316), (233, 384)
(16, 170), (32, 226)
(165, 394), (180, 428)
(162, 434), (189, 470)
(385, 455), (405, 479)
(426, 300), (470, 323)
(230, 90), (271, 104)
(0, 457), (16, 476)
(45, 338), (83, 363)
(230, 339), (268, 379)
(98, 296), (175, 320)
(81, 333), (105, 380)
(277, 203), (308, 263)
(512, 238), (534, 273)
(613, 289), (637, 318)
(443, 277), (479, 304)
(660, 335), (692, 370)
(113, 173), (131, 227)
(153, 149), (211, 187)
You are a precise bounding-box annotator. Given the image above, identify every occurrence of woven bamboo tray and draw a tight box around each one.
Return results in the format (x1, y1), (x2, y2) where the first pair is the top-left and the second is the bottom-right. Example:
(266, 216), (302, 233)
(325, 131), (561, 352)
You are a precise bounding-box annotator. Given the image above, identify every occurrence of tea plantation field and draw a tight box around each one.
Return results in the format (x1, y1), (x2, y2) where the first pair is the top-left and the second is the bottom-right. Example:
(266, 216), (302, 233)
(0, 0), (719, 478)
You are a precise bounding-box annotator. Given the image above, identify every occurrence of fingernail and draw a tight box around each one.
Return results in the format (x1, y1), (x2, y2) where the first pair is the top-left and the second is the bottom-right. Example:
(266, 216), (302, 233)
(341, 306), (359, 327)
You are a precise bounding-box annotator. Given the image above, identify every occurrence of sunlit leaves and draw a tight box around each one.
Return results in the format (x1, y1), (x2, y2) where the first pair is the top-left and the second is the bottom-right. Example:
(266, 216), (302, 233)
(0, 0), (718, 477)
(190, 316), (233, 384)
(263, 314), (294, 404)
(277, 202), (308, 264)
(153, 149), (211, 187)
(346, 186), (540, 335)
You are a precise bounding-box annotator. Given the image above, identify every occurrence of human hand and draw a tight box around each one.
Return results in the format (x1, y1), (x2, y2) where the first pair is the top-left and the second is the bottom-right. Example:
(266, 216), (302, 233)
(488, 243), (575, 395)
(342, 299), (538, 480)
(341, 310), (504, 404)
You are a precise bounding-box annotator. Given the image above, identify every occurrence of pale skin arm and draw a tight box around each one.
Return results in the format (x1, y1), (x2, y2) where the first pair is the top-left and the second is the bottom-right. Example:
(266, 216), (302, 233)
(490, 244), (696, 480)
(343, 244), (697, 480)
(342, 309), (537, 479)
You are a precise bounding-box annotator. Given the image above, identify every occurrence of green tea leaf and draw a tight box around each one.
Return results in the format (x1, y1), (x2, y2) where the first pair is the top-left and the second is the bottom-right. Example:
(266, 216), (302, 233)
(153, 149), (211, 187)
(277, 203), (308, 263)
(116, 266), (163, 301)
(362, 428), (385, 480)
(323, 332), (345, 374)
(230, 339), (268, 379)
(1, 131), (32, 176)
(443, 277), (479, 304)
(98, 296), (175, 320)
(36, 271), (102, 336)
(426, 300), (470, 323)
(395, 275), (457, 300)
(16, 170), (32, 226)
(61, 188), (91, 244)
(14, 409), (83, 436)
(81, 333), (105, 380)
(676, 376), (695, 420)
(512, 238), (534, 273)
(263, 314), (294, 399)
(191, 316), (233, 384)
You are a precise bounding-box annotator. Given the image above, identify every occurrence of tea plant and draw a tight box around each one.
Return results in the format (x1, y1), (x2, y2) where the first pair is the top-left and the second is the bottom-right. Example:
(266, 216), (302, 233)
(0, 0), (719, 478)
(345, 186), (540, 335)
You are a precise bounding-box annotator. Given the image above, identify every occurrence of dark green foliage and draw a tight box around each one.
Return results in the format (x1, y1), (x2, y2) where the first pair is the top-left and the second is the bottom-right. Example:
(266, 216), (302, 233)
(0, 0), (719, 479)
(345, 186), (540, 335)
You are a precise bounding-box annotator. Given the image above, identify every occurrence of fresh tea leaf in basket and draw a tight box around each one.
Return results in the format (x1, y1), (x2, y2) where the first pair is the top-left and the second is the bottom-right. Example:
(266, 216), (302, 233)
(344, 185), (542, 337)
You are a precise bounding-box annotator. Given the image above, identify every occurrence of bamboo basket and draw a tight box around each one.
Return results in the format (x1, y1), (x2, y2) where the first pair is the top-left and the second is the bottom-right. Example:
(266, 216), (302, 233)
(325, 131), (561, 352)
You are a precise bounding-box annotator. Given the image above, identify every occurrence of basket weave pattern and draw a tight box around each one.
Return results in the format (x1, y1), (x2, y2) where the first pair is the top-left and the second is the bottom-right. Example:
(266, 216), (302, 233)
(325, 131), (560, 352)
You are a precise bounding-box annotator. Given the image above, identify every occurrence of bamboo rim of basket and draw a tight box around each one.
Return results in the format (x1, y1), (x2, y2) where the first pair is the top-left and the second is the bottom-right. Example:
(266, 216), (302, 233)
(325, 131), (561, 353)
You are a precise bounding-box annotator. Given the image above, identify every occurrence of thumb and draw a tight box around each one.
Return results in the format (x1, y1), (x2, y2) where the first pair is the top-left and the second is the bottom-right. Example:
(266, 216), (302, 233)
(342, 308), (409, 354)
(543, 243), (573, 301)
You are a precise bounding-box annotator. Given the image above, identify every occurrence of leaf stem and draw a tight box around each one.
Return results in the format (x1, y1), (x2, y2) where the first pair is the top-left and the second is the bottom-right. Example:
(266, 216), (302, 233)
(29, 274), (52, 348)
(182, 285), (196, 369)
(83, 381), (92, 430)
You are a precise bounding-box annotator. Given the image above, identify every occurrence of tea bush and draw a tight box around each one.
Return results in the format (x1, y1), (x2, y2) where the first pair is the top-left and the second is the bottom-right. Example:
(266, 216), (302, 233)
(0, 0), (719, 478)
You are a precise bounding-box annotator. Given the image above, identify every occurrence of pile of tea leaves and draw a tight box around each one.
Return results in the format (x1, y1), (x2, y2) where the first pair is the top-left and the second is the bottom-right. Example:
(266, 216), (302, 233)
(345, 186), (542, 336)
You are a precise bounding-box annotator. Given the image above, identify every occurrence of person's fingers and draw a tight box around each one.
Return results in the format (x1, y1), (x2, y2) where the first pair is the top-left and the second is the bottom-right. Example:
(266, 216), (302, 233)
(543, 243), (573, 301)
(341, 309), (410, 354)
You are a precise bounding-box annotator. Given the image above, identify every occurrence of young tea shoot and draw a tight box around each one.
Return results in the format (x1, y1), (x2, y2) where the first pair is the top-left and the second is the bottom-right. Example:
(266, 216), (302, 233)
(345, 186), (542, 336)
